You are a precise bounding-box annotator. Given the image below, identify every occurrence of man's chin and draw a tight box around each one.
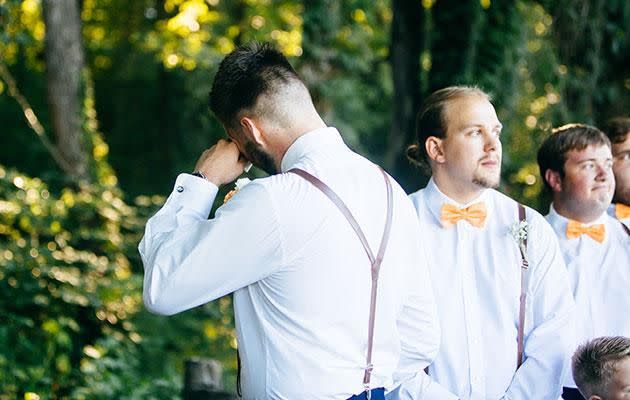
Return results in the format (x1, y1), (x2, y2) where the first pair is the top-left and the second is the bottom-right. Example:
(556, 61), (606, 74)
(584, 196), (612, 216)
(593, 190), (614, 205)
(473, 175), (500, 189)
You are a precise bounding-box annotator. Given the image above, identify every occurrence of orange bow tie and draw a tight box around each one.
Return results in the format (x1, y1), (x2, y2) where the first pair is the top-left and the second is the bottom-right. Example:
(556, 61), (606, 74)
(616, 203), (630, 220)
(566, 220), (606, 243)
(440, 202), (487, 228)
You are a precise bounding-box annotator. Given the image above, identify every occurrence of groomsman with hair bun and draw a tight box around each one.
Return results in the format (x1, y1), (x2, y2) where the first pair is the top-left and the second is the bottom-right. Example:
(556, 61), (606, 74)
(389, 85), (575, 400)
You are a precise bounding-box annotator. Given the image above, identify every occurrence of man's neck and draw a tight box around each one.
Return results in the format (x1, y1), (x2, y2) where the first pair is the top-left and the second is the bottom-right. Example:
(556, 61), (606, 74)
(552, 201), (606, 224)
(275, 117), (328, 171)
(432, 175), (486, 205)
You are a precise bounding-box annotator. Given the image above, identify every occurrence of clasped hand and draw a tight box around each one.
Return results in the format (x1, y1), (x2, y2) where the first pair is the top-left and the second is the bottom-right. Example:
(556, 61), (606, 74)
(194, 139), (249, 186)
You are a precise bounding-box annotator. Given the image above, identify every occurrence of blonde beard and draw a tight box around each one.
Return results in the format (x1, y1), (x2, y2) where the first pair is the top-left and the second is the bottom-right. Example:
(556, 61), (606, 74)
(473, 171), (500, 189)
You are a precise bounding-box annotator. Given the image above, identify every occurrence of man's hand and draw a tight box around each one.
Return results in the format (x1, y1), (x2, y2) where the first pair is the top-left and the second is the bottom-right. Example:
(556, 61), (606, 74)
(194, 140), (248, 186)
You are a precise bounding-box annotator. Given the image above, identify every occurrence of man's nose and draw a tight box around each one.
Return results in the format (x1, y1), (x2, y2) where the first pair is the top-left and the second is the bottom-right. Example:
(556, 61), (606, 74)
(484, 131), (500, 151)
(595, 164), (610, 180)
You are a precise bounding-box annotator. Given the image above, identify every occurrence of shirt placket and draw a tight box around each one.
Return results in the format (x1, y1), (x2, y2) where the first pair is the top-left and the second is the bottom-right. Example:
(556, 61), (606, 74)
(578, 239), (597, 339)
(458, 222), (485, 399)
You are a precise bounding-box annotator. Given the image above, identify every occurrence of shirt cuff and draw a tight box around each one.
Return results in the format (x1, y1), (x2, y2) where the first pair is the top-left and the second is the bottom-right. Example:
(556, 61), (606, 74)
(169, 173), (219, 218)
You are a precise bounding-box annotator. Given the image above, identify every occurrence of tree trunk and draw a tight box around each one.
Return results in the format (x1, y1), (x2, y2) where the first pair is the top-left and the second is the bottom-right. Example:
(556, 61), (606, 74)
(43, 0), (88, 180)
(385, 0), (423, 191)
(429, 0), (483, 92)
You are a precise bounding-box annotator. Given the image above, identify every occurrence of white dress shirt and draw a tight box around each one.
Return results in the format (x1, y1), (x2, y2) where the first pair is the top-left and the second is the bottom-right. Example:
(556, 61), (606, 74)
(399, 179), (575, 400)
(139, 127), (441, 399)
(546, 205), (630, 388)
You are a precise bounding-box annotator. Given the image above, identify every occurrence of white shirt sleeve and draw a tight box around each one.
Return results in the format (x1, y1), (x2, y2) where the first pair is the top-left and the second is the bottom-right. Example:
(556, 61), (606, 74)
(389, 235), (458, 400)
(139, 173), (284, 315)
(502, 216), (576, 400)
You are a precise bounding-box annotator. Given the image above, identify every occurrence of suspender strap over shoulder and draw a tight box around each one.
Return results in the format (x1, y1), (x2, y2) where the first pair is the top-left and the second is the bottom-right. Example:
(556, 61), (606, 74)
(516, 203), (528, 369)
(288, 167), (393, 397)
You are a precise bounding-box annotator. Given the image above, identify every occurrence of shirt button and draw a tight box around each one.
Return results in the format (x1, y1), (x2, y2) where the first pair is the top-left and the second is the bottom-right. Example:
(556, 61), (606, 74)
(176, 186), (184, 193)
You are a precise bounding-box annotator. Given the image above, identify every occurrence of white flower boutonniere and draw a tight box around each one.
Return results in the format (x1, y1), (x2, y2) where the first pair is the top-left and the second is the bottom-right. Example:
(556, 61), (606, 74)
(223, 177), (251, 204)
(510, 220), (529, 242)
(510, 220), (530, 268)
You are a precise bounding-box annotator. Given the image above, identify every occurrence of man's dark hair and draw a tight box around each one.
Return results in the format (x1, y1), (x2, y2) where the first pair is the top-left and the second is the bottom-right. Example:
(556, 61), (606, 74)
(537, 123), (611, 190)
(407, 86), (490, 172)
(209, 41), (302, 129)
(572, 336), (630, 398)
(602, 117), (630, 145)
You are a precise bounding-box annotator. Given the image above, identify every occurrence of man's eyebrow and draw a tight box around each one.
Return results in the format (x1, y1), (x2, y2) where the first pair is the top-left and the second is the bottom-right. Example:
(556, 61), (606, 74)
(575, 157), (613, 163)
(460, 123), (503, 129)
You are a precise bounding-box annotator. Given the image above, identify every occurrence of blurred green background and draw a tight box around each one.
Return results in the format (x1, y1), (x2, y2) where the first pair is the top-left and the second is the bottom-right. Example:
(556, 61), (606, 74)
(0, 0), (628, 398)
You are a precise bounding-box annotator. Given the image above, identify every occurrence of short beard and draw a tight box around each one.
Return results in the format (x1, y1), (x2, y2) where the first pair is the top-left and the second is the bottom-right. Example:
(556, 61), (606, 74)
(245, 141), (278, 175)
(473, 172), (500, 189)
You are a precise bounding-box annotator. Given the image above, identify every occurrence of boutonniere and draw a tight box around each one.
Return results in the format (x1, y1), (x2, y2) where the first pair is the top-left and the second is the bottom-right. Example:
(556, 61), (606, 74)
(509, 220), (530, 268)
(223, 177), (251, 203)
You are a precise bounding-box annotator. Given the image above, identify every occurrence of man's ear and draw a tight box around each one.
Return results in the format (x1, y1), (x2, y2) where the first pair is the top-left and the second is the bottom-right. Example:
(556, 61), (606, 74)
(240, 117), (265, 146)
(425, 136), (445, 163)
(588, 395), (603, 400)
(544, 169), (563, 193)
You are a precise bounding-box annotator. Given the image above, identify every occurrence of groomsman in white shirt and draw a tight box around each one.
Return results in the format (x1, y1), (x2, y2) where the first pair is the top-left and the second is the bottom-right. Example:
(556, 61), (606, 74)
(537, 124), (630, 400)
(602, 118), (630, 226)
(139, 42), (441, 399)
(392, 86), (575, 400)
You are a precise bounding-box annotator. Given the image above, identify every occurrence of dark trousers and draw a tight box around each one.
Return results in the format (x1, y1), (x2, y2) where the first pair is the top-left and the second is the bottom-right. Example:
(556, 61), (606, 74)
(347, 387), (385, 400)
(562, 387), (585, 400)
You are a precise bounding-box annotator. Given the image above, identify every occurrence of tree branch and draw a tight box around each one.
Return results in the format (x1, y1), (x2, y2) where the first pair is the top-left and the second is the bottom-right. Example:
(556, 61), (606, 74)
(0, 61), (76, 174)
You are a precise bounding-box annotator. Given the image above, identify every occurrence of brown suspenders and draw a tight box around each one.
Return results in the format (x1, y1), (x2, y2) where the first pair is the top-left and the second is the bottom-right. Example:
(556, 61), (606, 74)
(234, 174), (531, 395)
(516, 203), (528, 369)
(423, 202), (530, 377)
(289, 167), (393, 398)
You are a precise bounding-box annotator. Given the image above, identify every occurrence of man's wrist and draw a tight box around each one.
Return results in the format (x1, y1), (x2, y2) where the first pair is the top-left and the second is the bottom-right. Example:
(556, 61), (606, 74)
(193, 170), (223, 186)
(192, 171), (209, 181)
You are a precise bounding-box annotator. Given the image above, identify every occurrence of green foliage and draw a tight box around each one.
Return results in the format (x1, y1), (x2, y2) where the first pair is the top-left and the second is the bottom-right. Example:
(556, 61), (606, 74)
(0, 164), (140, 397)
(299, 0), (393, 153)
(543, 0), (630, 123)
(0, 166), (236, 399)
(0, 0), (628, 397)
(0, 0), (45, 68)
(500, 2), (559, 210)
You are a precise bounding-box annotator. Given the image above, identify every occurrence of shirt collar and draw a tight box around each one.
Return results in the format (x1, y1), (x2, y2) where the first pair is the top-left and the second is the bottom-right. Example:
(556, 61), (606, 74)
(424, 177), (493, 224)
(280, 127), (346, 172)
